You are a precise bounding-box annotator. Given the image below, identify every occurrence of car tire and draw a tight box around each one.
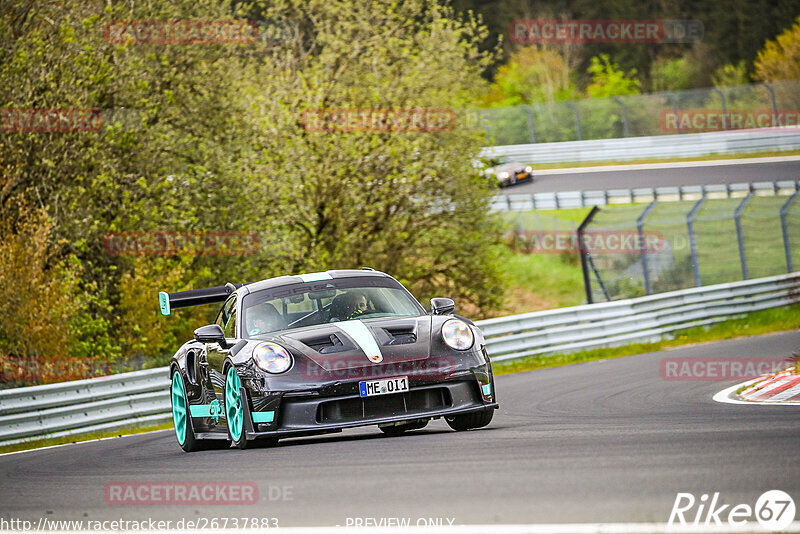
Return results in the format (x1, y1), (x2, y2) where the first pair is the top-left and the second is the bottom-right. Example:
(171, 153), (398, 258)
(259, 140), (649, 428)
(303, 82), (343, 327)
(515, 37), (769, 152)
(170, 370), (205, 452)
(224, 366), (249, 450)
(445, 409), (493, 431)
(509, 175), (517, 185)
(379, 419), (429, 436)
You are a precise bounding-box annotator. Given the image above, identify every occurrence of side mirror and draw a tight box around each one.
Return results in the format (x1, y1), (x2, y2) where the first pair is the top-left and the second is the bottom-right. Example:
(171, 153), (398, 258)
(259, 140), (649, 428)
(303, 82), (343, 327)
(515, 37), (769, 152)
(194, 324), (228, 347)
(430, 297), (455, 315)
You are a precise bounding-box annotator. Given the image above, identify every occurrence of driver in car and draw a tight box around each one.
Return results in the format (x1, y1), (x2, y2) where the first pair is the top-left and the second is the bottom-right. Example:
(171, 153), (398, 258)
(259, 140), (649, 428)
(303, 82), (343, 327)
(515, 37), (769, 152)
(347, 292), (368, 319)
(329, 292), (369, 322)
(247, 303), (283, 336)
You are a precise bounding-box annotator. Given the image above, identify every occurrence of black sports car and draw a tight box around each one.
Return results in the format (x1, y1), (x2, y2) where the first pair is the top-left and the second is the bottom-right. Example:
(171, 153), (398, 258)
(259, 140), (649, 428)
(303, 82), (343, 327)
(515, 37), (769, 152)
(160, 269), (497, 452)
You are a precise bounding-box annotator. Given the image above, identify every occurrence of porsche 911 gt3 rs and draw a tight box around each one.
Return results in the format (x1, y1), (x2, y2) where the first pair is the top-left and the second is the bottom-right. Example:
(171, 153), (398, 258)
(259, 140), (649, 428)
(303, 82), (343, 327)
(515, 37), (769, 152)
(161, 269), (498, 452)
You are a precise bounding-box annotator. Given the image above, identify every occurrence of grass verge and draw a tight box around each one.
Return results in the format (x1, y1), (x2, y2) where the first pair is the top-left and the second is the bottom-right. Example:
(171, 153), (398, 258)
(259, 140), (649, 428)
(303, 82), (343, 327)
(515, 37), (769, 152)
(492, 303), (800, 376)
(0, 422), (173, 455)
(524, 149), (800, 171)
(497, 253), (585, 315)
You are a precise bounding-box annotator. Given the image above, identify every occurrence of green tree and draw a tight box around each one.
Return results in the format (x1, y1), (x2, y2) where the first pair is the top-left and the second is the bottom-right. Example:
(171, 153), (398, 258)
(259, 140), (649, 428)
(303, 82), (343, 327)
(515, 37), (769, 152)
(754, 16), (800, 82)
(712, 61), (749, 87)
(586, 54), (640, 98)
(242, 0), (505, 314)
(483, 46), (575, 106)
(0, 0), (507, 368)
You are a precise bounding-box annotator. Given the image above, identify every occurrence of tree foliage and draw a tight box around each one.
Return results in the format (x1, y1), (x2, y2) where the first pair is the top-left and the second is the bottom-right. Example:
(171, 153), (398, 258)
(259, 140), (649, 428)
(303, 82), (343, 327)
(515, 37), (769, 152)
(754, 16), (800, 82)
(586, 54), (640, 98)
(0, 0), (505, 372)
(482, 46), (575, 106)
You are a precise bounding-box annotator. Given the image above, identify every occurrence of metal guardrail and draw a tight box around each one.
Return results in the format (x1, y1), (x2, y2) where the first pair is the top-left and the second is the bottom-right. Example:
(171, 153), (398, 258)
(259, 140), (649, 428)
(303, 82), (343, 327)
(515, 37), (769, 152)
(0, 368), (170, 446)
(1, 272), (797, 446)
(480, 129), (800, 163)
(479, 272), (800, 361)
(489, 180), (800, 212)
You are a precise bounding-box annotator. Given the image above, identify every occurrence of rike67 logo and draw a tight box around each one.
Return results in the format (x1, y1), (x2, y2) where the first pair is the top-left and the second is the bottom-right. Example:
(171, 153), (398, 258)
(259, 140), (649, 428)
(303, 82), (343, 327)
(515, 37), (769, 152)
(669, 490), (796, 530)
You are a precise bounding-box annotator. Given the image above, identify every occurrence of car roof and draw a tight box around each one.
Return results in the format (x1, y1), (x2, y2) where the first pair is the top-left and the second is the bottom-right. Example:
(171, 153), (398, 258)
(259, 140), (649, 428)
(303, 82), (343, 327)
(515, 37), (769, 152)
(238, 269), (393, 296)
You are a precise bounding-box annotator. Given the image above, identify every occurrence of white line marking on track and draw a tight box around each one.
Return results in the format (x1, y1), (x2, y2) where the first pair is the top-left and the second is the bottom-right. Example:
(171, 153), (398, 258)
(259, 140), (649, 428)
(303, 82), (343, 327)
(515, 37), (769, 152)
(0, 429), (171, 456)
(534, 155), (800, 175)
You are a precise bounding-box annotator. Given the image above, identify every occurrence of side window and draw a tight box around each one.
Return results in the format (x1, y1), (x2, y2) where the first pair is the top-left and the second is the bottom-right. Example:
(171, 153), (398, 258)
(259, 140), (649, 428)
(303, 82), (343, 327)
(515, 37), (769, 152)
(222, 297), (237, 338)
(215, 306), (226, 329)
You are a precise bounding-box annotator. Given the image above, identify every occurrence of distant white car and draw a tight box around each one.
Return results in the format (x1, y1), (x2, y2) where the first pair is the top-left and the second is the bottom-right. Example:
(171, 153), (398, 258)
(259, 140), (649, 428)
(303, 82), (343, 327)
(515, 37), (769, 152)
(481, 157), (534, 187)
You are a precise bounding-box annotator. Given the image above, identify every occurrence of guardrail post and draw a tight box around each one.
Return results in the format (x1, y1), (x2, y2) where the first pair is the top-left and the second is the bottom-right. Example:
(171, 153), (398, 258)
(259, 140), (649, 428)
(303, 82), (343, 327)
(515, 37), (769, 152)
(780, 191), (799, 273)
(667, 93), (681, 134)
(687, 196), (706, 287)
(523, 105), (536, 143)
(637, 200), (658, 295)
(711, 88), (728, 130)
(566, 101), (582, 141)
(734, 191), (754, 280)
(760, 82), (779, 126)
(578, 206), (600, 303)
(612, 97), (630, 137)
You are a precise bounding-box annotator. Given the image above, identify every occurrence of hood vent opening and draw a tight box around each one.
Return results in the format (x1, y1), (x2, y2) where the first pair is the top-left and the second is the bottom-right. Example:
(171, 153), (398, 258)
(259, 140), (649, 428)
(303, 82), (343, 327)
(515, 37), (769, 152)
(301, 333), (352, 354)
(378, 325), (417, 346)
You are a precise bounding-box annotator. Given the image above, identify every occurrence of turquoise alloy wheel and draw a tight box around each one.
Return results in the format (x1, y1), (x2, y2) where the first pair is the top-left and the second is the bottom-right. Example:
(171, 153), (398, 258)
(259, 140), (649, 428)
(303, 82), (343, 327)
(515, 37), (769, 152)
(171, 372), (187, 445)
(225, 367), (244, 442)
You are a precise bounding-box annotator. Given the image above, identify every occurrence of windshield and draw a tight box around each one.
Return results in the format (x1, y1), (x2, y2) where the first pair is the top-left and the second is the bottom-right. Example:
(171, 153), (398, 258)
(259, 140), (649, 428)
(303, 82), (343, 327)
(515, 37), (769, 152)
(240, 277), (425, 337)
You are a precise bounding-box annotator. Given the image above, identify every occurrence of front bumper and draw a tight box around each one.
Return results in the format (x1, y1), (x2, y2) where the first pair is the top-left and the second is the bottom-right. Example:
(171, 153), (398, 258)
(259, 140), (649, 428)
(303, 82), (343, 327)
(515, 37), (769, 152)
(242, 378), (497, 440)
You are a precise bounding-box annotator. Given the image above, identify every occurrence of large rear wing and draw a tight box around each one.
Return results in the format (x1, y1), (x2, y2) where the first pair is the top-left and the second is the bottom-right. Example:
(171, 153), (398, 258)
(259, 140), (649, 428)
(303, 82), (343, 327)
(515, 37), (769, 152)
(158, 283), (246, 316)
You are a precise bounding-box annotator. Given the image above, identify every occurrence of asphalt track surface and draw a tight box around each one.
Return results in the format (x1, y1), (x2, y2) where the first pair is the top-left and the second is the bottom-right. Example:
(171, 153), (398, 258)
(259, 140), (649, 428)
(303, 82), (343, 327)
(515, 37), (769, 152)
(1, 331), (798, 527)
(508, 159), (800, 194)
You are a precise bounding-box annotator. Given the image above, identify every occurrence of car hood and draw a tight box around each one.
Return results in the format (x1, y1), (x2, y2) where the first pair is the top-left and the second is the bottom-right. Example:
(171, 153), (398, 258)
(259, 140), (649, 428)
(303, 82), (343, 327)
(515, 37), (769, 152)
(273, 316), (433, 371)
(493, 162), (525, 172)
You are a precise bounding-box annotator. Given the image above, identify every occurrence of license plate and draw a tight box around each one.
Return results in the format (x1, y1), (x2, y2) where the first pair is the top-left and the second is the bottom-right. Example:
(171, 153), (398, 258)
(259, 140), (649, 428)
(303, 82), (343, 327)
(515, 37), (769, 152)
(359, 376), (409, 397)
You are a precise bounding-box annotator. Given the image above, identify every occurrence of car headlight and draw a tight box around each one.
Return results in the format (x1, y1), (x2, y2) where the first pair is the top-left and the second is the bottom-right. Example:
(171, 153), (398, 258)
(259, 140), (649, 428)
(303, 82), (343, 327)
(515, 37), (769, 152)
(441, 319), (474, 351)
(498, 171), (509, 179)
(525, 166), (532, 173)
(252, 343), (293, 373)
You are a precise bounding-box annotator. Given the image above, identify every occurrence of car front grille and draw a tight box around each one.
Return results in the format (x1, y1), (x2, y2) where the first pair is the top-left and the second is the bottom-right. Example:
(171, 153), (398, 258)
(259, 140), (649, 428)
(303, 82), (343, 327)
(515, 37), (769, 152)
(317, 387), (451, 424)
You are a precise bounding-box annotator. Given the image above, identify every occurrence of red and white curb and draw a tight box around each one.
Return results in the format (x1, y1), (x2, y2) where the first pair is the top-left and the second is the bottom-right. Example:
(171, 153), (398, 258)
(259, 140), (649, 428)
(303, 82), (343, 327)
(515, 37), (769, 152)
(714, 367), (800, 406)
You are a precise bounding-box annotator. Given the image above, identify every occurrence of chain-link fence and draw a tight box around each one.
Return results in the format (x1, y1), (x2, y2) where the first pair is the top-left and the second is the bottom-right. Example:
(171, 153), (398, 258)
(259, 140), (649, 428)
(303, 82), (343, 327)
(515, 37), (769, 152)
(480, 80), (800, 145)
(581, 191), (800, 302)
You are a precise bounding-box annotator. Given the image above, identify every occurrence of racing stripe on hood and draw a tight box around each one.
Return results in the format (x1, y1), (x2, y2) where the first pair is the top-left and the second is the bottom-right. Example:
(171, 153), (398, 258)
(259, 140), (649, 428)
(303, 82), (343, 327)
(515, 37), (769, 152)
(298, 272), (332, 282)
(335, 320), (383, 363)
